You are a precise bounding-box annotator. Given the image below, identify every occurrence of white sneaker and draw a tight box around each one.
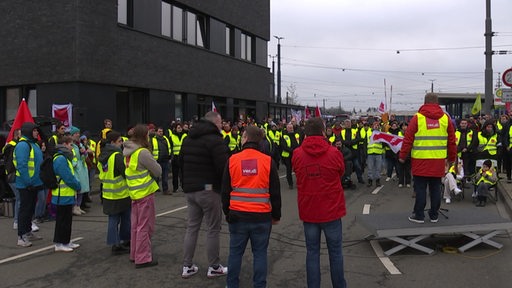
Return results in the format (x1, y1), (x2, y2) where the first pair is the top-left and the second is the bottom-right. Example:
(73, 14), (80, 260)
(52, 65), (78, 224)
(182, 264), (199, 278)
(73, 206), (82, 216)
(79, 208), (86, 214)
(398, 184), (403, 188)
(385, 177), (391, 182)
(207, 264), (228, 278)
(406, 184), (411, 188)
(13, 222), (18, 230)
(31, 222), (39, 232)
(445, 198), (451, 204)
(68, 242), (80, 249)
(17, 235), (32, 247)
(454, 187), (462, 195)
(55, 243), (74, 252)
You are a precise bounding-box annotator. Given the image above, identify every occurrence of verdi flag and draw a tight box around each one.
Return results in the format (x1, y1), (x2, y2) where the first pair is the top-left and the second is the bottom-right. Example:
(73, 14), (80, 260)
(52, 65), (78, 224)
(471, 94), (482, 115)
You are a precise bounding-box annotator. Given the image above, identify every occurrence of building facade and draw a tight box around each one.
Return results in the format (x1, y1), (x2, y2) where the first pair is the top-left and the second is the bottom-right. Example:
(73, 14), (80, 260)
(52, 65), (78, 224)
(0, 0), (273, 135)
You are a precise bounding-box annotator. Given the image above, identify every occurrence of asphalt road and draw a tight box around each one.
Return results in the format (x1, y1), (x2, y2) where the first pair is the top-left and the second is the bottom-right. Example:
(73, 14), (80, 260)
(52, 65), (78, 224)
(1, 168), (512, 288)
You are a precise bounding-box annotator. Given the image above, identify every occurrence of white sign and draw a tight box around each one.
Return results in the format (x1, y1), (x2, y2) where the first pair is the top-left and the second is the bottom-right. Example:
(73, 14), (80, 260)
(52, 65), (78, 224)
(502, 89), (512, 102)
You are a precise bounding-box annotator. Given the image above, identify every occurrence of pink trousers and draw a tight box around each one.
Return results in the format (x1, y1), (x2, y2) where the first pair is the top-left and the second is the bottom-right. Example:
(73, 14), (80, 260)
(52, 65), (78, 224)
(130, 193), (155, 264)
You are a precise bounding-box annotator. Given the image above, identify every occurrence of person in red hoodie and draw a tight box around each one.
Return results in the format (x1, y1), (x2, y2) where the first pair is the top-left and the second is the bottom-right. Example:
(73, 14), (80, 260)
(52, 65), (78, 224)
(399, 93), (457, 224)
(292, 117), (347, 288)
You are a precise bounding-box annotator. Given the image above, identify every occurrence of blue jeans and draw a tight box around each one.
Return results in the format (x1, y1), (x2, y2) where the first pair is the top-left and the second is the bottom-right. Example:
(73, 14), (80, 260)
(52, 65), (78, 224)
(35, 188), (48, 219)
(227, 220), (272, 288)
(9, 183), (20, 223)
(366, 154), (382, 180)
(303, 219), (347, 288)
(412, 176), (442, 220)
(107, 207), (132, 245)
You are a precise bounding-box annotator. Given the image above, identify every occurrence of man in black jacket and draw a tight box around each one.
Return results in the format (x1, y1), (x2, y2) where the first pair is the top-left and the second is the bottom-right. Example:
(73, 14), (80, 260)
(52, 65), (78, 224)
(179, 111), (230, 279)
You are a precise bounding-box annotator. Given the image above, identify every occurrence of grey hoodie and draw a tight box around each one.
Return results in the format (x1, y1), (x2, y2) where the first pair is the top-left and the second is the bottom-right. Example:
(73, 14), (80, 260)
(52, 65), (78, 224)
(122, 140), (162, 179)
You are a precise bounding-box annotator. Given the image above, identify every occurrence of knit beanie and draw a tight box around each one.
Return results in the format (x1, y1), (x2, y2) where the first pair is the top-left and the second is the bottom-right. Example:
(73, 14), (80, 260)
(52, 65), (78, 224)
(69, 126), (80, 135)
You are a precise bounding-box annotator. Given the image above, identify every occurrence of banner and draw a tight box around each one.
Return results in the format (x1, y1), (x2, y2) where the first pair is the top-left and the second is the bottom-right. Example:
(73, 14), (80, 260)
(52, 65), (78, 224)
(7, 98), (35, 142)
(305, 105), (311, 119)
(211, 101), (218, 112)
(290, 109), (302, 124)
(52, 103), (73, 128)
(370, 131), (403, 154)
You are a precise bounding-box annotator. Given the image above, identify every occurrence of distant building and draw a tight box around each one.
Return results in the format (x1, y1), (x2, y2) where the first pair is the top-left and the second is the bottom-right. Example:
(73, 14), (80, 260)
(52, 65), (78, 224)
(0, 0), (281, 135)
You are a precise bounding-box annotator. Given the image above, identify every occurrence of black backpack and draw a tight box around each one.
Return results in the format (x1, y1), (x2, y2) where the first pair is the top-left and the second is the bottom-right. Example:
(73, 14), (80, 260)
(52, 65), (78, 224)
(3, 140), (31, 182)
(39, 155), (61, 189)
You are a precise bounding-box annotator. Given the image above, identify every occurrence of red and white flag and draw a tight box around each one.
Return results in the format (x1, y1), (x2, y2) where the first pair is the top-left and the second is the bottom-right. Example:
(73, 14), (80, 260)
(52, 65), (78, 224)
(378, 100), (386, 113)
(315, 104), (322, 118)
(305, 105), (311, 119)
(52, 103), (73, 128)
(212, 101), (218, 112)
(370, 131), (403, 154)
(6, 98), (35, 142)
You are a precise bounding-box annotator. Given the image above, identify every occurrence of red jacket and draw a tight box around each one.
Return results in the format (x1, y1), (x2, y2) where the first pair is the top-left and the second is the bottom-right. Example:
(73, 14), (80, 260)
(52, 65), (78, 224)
(399, 104), (457, 177)
(292, 136), (346, 223)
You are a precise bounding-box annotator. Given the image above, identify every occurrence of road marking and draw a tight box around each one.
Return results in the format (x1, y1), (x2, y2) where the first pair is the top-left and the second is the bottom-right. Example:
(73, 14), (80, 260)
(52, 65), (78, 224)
(370, 240), (402, 275)
(156, 206), (187, 217)
(372, 186), (384, 195)
(0, 237), (84, 265)
(362, 204), (371, 215)
(1, 206), (189, 265)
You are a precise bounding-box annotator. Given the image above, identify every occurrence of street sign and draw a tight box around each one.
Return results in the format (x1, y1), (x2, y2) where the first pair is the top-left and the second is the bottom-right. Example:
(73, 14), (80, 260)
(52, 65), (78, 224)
(503, 68), (512, 87)
(502, 88), (512, 102)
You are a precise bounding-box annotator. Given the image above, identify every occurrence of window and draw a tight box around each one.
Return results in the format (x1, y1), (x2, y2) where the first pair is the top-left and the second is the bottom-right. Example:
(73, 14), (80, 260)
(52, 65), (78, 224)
(172, 6), (183, 41)
(186, 11), (196, 45)
(196, 15), (207, 48)
(241, 32), (253, 62)
(117, 0), (133, 26)
(226, 26), (234, 55)
(161, 2), (171, 37)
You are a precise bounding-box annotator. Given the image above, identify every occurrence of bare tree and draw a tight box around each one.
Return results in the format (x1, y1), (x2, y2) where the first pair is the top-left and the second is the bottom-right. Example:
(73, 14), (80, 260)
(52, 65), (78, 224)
(286, 83), (300, 105)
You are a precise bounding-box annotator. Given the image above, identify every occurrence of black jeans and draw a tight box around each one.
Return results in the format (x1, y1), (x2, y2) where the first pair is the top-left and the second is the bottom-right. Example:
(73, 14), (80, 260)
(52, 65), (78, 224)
(282, 156), (293, 186)
(54, 204), (73, 244)
(18, 188), (38, 237)
(171, 157), (183, 191)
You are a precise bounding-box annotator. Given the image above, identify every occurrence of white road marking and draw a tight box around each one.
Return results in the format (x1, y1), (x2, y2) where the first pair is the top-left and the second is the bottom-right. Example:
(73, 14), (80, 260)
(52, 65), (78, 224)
(1, 206), (190, 265)
(156, 206), (187, 217)
(0, 237), (84, 265)
(363, 204), (401, 275)
(370, 240), (402, 275)
(372, 186), (384, 195)
(362, 204), (371, 215)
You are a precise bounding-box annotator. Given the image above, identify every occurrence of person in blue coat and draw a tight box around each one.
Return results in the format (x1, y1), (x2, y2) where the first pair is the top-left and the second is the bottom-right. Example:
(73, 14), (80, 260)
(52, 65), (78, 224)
(14, 122), (44, 247)
(52, 135), (82, 252)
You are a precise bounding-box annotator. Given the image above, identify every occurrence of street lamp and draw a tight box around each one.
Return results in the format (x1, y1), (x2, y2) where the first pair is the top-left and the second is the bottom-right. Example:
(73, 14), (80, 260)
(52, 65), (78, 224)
(274, 36), (284, 104)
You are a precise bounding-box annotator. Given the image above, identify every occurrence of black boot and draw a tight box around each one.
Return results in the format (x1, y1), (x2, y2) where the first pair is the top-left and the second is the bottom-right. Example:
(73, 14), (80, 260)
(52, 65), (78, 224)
(376, 179), (381, 187)
(367, 180), (373, 187)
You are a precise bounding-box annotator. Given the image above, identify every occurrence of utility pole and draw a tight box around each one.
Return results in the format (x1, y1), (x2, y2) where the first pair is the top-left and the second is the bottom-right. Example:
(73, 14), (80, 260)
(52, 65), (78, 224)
(429, 79), (436, 93)
(269, 54), (276, 102)
(484, 0), (493, 114)
(274, 36), (284, 104)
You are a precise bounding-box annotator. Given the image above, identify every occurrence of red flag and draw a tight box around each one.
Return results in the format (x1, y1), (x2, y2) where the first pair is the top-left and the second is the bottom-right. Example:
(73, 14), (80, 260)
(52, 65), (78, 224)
(7, 98), (34, 142)
(378, 101), (386, 113)
(305, 105), (311, 119)
(212, 101), (218, 112)
(315, 104), (322, 118)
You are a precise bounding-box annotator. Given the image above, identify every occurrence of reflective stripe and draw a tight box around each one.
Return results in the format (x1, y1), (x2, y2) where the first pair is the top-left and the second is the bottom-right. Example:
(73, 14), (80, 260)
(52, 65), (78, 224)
(126, 178), (157, 191)
(231, 196), (270, 203)
(412, 146), (448, 150)
(126, 170), (151, 180)
(232, 187), (269, 194)
(414, 136), (447, 140)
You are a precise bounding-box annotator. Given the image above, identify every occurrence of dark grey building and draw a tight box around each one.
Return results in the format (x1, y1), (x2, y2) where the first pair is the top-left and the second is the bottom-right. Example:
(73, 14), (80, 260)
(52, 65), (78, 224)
(0, 0), (273, 136)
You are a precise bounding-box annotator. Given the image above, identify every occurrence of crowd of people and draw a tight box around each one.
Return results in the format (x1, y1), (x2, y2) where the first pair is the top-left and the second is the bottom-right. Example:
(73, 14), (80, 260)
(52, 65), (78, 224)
(1, 94), (510, 286)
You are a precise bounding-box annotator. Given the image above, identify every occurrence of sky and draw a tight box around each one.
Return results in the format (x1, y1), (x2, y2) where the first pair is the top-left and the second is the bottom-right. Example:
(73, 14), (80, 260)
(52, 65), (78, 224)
(269, 0), (512, 113)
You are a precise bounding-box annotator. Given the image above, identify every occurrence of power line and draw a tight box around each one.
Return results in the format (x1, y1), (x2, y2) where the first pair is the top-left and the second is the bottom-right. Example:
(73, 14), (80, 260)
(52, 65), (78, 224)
(282, 43), (512, 52)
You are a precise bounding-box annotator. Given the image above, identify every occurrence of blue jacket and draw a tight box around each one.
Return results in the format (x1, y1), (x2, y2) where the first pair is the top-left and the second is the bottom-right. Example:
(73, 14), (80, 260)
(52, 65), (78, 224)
(14, 138), (44, 189)
(52, 153), (81, 205)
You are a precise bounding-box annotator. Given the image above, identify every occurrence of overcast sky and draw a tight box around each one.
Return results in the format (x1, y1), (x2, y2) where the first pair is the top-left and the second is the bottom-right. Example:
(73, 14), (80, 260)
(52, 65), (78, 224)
(269, 0), (512, 113)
